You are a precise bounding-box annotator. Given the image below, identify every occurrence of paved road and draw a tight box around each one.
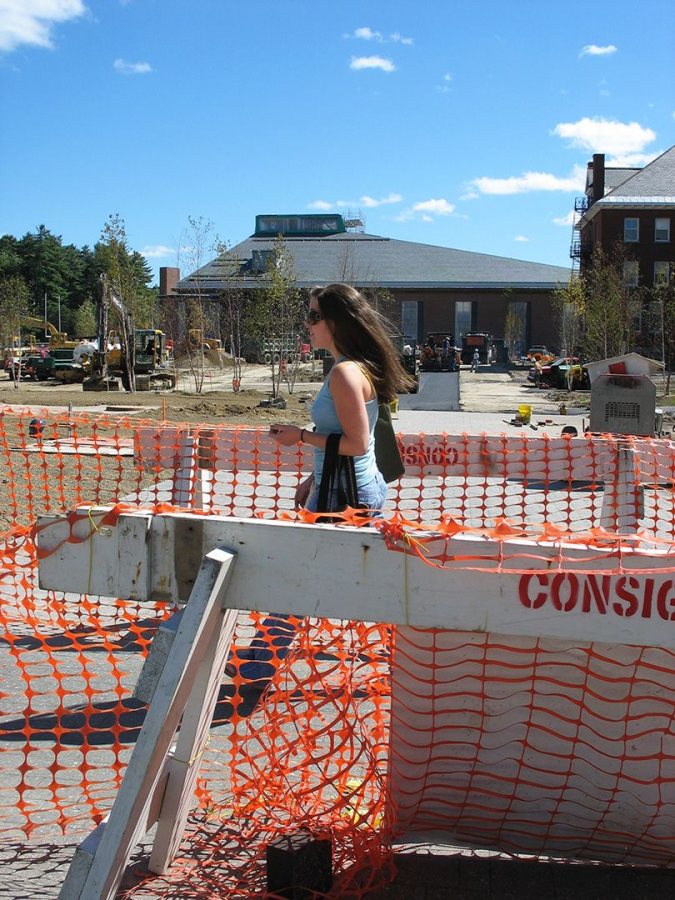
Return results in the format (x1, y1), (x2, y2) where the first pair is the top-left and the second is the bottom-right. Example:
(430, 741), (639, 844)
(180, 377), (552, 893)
(458, 366), (561, 414)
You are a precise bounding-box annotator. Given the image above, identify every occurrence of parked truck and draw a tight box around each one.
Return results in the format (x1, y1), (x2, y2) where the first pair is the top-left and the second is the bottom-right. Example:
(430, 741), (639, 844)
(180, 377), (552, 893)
(461, 332), (492, 365)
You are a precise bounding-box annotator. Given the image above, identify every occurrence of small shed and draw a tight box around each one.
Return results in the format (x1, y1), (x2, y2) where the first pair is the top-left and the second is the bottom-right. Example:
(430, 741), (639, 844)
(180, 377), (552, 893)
(584, 352), (663, 386)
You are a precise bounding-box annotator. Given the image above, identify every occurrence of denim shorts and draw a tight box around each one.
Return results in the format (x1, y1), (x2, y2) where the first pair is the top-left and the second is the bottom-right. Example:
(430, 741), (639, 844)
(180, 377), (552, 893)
(306, 469), (387, 515)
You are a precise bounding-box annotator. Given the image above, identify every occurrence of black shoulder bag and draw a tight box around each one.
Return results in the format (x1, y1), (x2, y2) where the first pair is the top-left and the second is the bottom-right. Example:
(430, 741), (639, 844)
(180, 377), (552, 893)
(357, 364), (406, 484)
(374, 402), (406, 483)
(315, 433), (360, 520)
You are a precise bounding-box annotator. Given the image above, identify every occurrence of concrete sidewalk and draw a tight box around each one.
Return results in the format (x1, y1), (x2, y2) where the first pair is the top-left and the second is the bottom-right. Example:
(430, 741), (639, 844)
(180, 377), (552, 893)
(394, 408), (584, 437)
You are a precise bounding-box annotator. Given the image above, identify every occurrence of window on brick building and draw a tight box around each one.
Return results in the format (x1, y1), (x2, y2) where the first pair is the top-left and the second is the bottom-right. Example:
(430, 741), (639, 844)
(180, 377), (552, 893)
(454, 301), (473, 340)
(624, 218), (639, 242)
(654, 261), (671, 284)
(623, 260), (639, 287)
(628, 298), (642, 333)
(655, 218), (670, 242)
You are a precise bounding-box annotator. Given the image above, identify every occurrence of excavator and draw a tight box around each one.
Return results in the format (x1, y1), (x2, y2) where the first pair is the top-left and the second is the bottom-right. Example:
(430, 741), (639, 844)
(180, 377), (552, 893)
(83, 277), (175, 392)
(19, 316), (76, 349)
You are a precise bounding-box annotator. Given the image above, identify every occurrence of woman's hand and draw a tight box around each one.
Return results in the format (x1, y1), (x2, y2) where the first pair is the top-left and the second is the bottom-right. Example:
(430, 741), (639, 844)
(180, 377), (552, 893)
(269, 423), (302, 446)
(295, 474), (314, 509)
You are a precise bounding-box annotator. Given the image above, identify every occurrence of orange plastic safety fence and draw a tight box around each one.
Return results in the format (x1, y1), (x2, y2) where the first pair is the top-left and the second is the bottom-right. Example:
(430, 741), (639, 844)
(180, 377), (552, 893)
(1, 410), (674, 897)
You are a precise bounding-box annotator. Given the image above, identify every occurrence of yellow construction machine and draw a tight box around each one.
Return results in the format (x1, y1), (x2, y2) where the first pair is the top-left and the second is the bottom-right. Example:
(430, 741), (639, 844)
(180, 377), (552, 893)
(83, 278), (175, 391)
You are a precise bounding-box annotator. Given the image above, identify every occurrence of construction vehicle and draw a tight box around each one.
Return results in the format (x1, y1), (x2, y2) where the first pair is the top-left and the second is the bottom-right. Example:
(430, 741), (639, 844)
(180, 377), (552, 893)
(420, 333), (457, 372)
(83, 277), (176, 392)
(19, 316), (76, 350)
(3, 336), (34, 381)
(461, 332), (492, 365)
(16, 316), (86, 382)
(187, 329), (224, 366)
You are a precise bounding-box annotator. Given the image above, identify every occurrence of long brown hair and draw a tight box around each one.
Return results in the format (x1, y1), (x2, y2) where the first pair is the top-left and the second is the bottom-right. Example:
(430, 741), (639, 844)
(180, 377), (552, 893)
(310, 283), (415, 401)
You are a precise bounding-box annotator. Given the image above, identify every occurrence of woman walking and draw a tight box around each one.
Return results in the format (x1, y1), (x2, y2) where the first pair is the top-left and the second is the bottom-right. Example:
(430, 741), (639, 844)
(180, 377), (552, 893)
(230, 283), (414, 682)
(270, 282), (413, 511)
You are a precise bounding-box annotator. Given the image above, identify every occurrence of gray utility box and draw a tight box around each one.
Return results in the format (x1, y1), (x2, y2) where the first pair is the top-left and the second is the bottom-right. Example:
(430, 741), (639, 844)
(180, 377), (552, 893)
(590, 373), (656, 436)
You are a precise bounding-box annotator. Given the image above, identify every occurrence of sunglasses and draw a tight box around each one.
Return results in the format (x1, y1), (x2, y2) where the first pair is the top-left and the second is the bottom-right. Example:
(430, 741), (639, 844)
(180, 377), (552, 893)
(306, 309), (323, 325)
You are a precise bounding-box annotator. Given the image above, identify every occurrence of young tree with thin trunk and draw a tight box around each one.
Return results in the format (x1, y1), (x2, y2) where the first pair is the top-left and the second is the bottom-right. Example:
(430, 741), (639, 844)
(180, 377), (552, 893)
(73, 296), (97, 338)
(248, 236), (305, 399)
(554, 243), (636, 363)
(95, 214), (155, 391)
(213, 242), (248, 391)
(581, 244), (631, 360)
(176, 216), (223, 393)
(552, 276), (584, 358)
(646, 265), (675, 394)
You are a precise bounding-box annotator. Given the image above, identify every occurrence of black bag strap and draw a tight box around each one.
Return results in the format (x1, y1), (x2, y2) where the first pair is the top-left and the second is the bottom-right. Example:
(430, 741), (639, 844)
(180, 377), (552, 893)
(316, 433), (341, 513)
(338, 452), (359, 508)
(316, 433), (360, 516)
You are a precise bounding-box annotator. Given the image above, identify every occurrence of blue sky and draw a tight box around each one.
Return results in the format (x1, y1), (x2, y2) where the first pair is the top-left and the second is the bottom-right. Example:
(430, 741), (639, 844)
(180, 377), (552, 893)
(1, 0), (673, 284)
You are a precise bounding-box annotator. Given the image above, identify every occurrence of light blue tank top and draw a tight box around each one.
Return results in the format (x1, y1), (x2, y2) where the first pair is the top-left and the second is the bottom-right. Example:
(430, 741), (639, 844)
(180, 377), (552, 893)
(311, 360), (379, 485)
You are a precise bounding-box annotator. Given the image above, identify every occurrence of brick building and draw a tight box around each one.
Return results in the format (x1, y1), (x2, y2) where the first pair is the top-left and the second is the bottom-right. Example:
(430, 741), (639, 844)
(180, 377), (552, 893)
(572, 146), (675, 287)
(164, 214), (571, 356)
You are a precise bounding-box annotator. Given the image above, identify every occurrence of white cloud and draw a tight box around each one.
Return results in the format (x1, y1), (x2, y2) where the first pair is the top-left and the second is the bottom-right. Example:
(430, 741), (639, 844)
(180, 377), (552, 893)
(514, 235), (529, 242)
(359, 193), (402, 207)
(553, 117), (655, 154)
(309, 194), (401, 210)
(353, 27), (382, 41)
(0, 0), (86, 53)
(471, 166), (585, 196)
(348, 27), (412, 45)
(436, 73), (453, 94)
(412, 198), (455, 215)
(606, 150), (663, 167)
(389, 32), (413, 45)
(142, 245), (174, 259)
(580, 43), (618, 57)
(113, 58), (152, 75)
(350, 55), (396, 73)
(553, 211), (576, 227)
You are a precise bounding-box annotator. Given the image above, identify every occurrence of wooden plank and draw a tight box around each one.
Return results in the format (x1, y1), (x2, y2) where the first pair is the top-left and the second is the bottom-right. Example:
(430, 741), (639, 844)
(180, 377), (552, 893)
(37, 509), (152, 601)
(149, 607), (239, 873)
(62, 548), (236, 900)
(38, 510), (675, 649)
(133, 610), (183, 704)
